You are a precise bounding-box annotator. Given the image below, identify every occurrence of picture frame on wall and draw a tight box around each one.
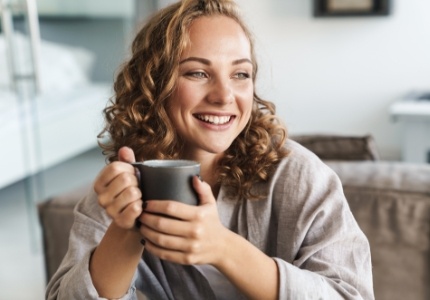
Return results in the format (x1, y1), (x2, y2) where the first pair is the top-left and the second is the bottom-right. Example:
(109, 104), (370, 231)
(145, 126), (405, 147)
(313, 0), (390, 17)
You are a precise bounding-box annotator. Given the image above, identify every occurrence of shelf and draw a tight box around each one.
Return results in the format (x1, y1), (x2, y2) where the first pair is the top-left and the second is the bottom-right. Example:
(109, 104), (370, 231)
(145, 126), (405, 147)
(36, 0), (134, 18)
(390, 100), (430, 120)
(389, 94), (430, 163)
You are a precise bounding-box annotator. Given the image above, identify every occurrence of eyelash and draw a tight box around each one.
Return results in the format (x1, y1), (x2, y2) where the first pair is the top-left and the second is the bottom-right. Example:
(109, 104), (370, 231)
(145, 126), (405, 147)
(185, 71), (250, 80)
(186, 71), (207, 78)
(234, 72), (250, 79)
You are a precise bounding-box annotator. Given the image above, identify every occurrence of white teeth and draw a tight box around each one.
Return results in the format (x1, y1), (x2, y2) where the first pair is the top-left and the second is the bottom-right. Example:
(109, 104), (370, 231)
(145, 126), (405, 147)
(196, 115), (231, 125)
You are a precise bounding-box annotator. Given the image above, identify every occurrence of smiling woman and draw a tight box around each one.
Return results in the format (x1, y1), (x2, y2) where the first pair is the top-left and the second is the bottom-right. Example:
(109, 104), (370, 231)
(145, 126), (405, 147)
(45, 1), (375, 299)
(101, 5), (287, 201)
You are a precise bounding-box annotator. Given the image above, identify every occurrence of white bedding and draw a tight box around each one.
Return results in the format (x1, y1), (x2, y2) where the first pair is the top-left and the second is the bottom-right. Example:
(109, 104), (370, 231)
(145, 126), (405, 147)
(0, 31), (113, 188)
(0, 83), (111, 123)
(0, 83), (112, 189)
(0, 32), (95, 93)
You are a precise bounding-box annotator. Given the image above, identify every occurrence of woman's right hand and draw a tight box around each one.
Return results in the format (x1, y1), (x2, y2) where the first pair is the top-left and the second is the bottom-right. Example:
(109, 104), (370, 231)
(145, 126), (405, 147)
(93, 146), (143, 230)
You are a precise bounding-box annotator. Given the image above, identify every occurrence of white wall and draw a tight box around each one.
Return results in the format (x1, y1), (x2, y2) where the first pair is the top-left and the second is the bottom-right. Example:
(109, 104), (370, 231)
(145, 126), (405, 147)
(235, 0), (430, 160)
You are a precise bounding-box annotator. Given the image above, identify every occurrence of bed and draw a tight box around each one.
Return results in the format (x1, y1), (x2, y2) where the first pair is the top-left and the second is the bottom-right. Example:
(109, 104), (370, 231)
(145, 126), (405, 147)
(0, 33), (112, 189)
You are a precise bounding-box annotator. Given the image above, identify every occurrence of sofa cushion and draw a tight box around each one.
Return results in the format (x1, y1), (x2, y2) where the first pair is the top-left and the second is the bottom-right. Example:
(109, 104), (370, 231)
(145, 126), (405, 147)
(291, 134), (380, 161)
(327, 161), (430, 300)
(38, 183), (92, 281)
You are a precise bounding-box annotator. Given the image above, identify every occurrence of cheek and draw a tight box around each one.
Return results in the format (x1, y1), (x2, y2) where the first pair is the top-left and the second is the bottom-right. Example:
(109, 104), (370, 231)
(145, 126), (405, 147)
(166, 103), (182, 129)
(172, 86), (202, 115)
(240, 90), (254, 116)
(167, 87), (186, 115)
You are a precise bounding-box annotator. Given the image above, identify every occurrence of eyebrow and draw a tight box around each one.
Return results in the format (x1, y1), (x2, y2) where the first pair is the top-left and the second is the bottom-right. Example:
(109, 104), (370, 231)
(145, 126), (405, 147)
(179, 57), (252, 66)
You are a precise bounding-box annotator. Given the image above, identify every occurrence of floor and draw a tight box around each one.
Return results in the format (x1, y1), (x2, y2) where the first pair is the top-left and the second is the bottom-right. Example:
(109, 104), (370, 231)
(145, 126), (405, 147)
(0, 147), (105, 300)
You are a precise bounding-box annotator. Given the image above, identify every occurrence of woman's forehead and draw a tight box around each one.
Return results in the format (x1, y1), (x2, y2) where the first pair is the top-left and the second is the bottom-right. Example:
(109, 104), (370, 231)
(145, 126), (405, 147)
(181, 16), (251, 60)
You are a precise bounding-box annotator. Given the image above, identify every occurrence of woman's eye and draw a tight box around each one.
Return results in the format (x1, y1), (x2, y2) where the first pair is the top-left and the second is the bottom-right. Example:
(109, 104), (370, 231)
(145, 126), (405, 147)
(234, 72), (250, 80)
(186, 71), (207, 78)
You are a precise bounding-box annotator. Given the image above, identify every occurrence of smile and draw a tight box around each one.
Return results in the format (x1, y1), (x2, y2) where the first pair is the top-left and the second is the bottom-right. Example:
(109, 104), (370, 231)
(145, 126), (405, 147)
(194, 114), (233, 125)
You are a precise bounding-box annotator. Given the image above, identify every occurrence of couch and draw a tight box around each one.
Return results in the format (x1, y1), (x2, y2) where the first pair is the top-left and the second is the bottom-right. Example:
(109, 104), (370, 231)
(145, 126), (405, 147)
(38, 135), (430, 300)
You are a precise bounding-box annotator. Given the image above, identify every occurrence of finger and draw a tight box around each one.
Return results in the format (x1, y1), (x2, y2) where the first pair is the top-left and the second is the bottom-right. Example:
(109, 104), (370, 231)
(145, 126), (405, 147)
(118, 146), (136, 163)
(139, 211), (192, 237)
(140, 224), (187, 251)
(113, 200), (143, 229)
(143, 200), (200, 221)
(105, 186), (141, 215)
(94, 161), (135, 194)
(145, 238), (189, 264)
(192, 176), (216, 206)
(98, 172), (139, 208)
(143, 238), (198, 265)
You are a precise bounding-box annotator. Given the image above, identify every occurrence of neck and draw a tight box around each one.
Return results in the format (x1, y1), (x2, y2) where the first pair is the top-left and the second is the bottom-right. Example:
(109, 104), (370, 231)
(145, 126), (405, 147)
(183, 151), (222, 198)
(200, 160), (221, 198)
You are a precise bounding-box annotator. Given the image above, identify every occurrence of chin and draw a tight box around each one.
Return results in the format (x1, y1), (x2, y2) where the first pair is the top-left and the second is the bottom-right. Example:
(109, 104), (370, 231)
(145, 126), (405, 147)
(202, 142), (233, 155)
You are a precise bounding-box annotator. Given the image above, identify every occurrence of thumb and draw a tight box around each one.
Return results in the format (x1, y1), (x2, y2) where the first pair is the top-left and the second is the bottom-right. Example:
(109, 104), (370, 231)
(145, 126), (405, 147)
(118, 146), (136, 163)
(192, 176), (216, 206)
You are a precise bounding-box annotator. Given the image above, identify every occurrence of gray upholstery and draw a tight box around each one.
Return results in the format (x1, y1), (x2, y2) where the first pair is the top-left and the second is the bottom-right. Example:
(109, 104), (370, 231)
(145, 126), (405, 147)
(38, 183), (91, 282)
(292, 134), (380, 161)
(327, 161), (430, 300)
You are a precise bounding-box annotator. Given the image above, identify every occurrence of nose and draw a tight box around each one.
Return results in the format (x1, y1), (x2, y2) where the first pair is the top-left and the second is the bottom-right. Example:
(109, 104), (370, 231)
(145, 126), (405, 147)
(206, 77), (234, 105)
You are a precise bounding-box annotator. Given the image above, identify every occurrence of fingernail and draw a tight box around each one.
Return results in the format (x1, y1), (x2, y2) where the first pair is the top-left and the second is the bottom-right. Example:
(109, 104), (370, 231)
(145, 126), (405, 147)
(140, 239), (146, 246)
(198, 175), (204, 182)
(135, 220), (141, 229)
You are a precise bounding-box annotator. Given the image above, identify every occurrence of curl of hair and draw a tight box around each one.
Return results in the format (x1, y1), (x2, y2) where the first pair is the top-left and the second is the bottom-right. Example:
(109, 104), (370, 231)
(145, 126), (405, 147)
(218, 95), (288, 200)
(99, 0), (289, 201)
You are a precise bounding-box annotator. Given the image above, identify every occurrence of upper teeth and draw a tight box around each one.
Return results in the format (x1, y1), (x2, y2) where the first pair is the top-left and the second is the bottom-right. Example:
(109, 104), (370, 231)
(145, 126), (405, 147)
(196, 115), (231, 125)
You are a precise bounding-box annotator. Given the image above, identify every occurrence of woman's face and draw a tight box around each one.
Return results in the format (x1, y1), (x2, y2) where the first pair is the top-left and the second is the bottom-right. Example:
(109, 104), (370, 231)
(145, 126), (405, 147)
(168, 15), (254, 159)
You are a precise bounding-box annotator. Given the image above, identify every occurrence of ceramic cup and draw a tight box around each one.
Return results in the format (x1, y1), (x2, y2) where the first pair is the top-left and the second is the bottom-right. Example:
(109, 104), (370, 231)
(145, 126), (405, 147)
(131, 160), (200, 206)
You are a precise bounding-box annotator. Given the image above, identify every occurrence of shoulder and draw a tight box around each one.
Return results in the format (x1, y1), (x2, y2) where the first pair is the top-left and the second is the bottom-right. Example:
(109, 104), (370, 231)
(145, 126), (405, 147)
(267, 139), (346, 211)
(273, 139), (339, 185)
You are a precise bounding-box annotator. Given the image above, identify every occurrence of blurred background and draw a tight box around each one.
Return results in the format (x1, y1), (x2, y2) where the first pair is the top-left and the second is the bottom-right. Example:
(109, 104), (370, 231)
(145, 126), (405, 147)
(0, 0), (429, 299)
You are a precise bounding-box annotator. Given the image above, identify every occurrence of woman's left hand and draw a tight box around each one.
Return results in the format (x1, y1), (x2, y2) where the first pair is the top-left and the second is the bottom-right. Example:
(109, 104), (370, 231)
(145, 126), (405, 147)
(138, 176), (228, 266)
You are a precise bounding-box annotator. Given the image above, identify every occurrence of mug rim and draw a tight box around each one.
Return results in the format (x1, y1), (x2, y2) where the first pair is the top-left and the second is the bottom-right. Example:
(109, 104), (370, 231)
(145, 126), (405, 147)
(133, 160), (200, 168)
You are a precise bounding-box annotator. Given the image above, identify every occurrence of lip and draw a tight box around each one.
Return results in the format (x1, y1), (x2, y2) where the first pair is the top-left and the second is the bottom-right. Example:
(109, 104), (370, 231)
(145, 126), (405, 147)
(193, 111), (235, 117)
(193, 112), (236, 130)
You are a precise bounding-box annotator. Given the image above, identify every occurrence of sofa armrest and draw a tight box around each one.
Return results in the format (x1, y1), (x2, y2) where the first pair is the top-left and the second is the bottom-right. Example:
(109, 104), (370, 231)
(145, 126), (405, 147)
(326, 161), (430, 300)
(38, 183), (92, 282)
(326, 161), (430, 193)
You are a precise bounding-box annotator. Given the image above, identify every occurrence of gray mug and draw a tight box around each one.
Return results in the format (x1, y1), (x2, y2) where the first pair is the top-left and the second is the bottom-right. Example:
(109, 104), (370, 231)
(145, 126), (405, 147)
(131, 160), (200, 206)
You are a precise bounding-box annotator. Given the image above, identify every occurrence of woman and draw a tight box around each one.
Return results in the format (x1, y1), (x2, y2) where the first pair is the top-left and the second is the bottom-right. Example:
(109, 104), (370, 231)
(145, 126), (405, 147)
(46, 0), (374, 299)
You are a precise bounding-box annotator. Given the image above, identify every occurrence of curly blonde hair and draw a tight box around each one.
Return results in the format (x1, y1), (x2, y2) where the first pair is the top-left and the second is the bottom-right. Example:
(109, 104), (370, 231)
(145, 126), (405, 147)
(99, 0), (289, 200)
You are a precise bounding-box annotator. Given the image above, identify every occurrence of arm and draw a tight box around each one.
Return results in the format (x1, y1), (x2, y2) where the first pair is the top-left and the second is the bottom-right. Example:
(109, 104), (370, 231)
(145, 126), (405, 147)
(270, 151), (374, 299)
(90, 147), (144, 298)
(214, 182), (372, 300)
(46, 147), (145, 299)
(90, 223), (144, 298)
(45, 190), (142, 300)
(213, 228), (279, 300)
